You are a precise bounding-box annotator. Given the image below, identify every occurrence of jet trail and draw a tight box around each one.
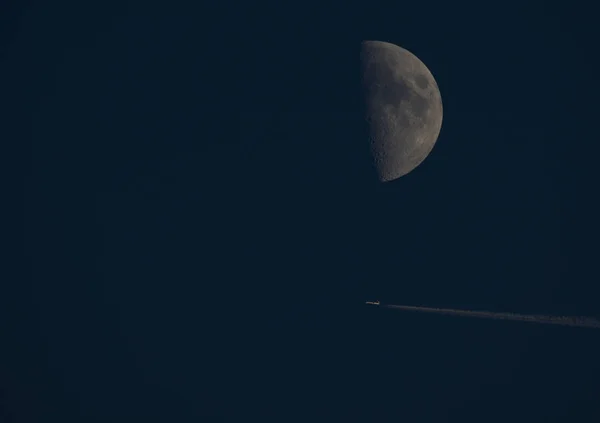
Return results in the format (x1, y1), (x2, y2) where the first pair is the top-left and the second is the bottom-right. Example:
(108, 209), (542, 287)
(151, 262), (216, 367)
(382, 304), (600, 329)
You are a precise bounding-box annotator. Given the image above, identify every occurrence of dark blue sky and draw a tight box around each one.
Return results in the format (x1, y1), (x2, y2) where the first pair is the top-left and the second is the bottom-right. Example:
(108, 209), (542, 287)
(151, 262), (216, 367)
(12, 1), (600, 422)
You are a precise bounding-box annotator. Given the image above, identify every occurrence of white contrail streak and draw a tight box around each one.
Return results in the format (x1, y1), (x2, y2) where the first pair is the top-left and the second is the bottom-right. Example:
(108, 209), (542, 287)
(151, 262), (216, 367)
(382, 304), (600, 329)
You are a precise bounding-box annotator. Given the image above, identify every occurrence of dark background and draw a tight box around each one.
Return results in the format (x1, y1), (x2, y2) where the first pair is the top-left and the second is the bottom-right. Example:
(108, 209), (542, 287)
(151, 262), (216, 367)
(9, 0), (600, 421)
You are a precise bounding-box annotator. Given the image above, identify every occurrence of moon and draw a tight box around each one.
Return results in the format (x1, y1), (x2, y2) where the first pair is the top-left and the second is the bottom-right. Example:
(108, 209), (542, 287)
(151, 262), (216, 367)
(361, 40), (443, 182)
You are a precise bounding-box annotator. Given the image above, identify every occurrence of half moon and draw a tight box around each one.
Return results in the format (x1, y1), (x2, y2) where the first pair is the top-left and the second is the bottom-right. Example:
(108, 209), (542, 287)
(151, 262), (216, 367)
(361, 40), (443, 182)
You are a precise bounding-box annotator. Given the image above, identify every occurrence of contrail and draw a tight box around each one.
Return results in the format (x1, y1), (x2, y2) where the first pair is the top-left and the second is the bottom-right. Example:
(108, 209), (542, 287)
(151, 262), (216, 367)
(381, 304), (600, 329)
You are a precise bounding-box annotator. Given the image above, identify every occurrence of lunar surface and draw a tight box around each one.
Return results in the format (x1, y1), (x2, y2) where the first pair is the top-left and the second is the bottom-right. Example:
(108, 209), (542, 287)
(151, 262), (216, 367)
(361, 40), (443, 182)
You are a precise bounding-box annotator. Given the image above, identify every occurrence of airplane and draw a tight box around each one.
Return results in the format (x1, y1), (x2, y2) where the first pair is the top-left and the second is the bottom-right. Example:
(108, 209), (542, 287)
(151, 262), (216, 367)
(365, 300), (380, 306)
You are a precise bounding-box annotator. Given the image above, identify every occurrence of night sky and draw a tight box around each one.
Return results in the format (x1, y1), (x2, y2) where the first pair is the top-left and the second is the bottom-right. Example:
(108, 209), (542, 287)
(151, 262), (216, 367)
(12, 1), (600, 422)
